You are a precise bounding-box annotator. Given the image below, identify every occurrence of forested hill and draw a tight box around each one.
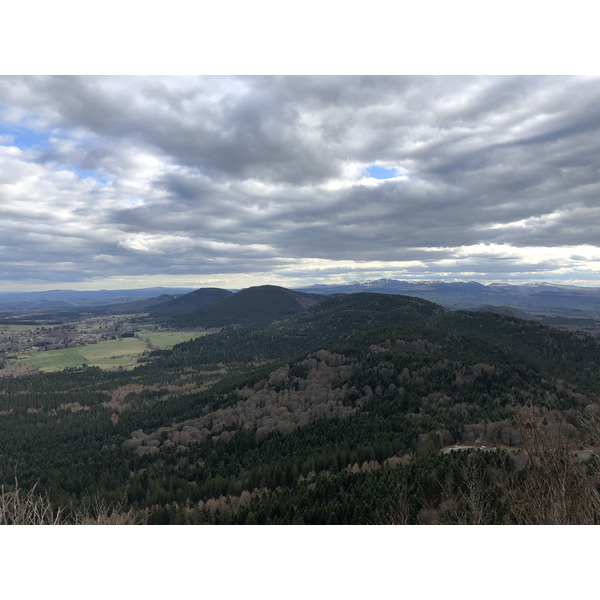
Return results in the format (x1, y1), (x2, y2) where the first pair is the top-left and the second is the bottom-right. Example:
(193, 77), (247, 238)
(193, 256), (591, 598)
(147, 287), (233, 320)
(151, 285), (327, 328)
(153, 292), (448, 369)
(2, 292), (600, 525)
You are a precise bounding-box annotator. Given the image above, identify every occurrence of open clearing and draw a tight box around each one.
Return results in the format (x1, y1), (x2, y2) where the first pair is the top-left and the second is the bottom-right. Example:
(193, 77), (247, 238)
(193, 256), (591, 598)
(137, 329), (210, 348)
(19, 330), (208, 372)
(20, 347), (89, 371)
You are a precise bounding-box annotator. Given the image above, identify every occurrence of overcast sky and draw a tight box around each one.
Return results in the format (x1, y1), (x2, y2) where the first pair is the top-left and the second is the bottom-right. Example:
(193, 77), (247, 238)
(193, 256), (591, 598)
(1, 75), (600, 291)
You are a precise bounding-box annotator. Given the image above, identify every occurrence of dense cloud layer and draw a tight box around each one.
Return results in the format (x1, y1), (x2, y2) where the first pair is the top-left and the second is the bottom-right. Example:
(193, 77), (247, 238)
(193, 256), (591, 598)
(1, 75), (599, 290)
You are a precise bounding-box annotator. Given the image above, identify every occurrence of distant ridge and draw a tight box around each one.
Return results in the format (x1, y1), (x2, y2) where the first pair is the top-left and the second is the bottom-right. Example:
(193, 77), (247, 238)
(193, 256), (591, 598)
(294, 279), (600, 318)
(0, 287), (196, 313)
(474, 305), (541, 321)
(96, 294), (179, 315)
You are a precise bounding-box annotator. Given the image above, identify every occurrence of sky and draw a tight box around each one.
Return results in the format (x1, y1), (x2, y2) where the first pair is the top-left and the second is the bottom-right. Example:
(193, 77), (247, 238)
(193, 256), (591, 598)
(1, 74), (600, 291)
(1, 0), (600, 293)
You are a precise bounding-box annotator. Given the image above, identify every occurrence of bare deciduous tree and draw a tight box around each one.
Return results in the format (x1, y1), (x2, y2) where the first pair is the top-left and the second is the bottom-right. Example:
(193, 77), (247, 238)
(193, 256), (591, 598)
(0, 476), (63, 525)
(506, 406), (600, 524)
(460, 453), (494, 525)
(1, 477), (143, 525)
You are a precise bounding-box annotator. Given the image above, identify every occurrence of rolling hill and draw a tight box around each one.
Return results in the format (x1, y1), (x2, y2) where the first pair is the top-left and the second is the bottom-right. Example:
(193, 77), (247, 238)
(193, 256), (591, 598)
(147, 287), (233, 320)
(153, 285), (327, 328)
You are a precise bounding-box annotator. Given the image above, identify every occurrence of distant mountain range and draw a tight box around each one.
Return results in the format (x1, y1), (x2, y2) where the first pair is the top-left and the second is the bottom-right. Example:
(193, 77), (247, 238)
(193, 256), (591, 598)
(0, 287), (196, 313)
(294, 279), (600, 319)
(2, 279), (600, 321)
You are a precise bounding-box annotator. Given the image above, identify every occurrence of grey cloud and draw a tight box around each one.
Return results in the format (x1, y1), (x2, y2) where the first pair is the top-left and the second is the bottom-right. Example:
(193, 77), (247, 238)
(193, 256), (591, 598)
(2, 75), (600, 288)
(1, 76), (340, 184)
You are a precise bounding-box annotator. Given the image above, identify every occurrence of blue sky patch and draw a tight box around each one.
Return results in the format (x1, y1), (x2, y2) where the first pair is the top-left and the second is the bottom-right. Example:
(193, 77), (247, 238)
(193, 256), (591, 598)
(364, 165), (398, 179)
(0, 121), (107, 185)
(72, 168), (109, 185)
(0, 124), (48, 149)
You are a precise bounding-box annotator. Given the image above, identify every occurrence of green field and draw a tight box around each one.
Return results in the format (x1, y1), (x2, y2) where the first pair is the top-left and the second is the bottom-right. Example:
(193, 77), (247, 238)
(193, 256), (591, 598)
(0, 324), (40, 334)
(0, 323), (48, 340)
(19, 330), (208, 372)
(137, 329), (210, 348)
(20, 347), (90, 371)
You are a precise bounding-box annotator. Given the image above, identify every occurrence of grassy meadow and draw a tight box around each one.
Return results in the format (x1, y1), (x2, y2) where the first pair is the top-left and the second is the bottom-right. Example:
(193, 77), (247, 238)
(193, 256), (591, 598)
(19, 330), (208, 372)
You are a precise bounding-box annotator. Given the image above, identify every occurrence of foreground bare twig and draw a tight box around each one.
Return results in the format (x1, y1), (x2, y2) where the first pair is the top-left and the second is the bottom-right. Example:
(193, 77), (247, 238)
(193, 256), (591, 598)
(506, 405), (600, 524)
(0, 476), (64, 525)
(1, 477), (143, 525)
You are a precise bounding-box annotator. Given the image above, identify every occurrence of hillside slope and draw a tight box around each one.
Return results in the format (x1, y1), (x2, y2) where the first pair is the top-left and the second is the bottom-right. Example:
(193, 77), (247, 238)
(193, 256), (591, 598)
(94, 294), (178, 315)
(147, 287), (233, 320)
